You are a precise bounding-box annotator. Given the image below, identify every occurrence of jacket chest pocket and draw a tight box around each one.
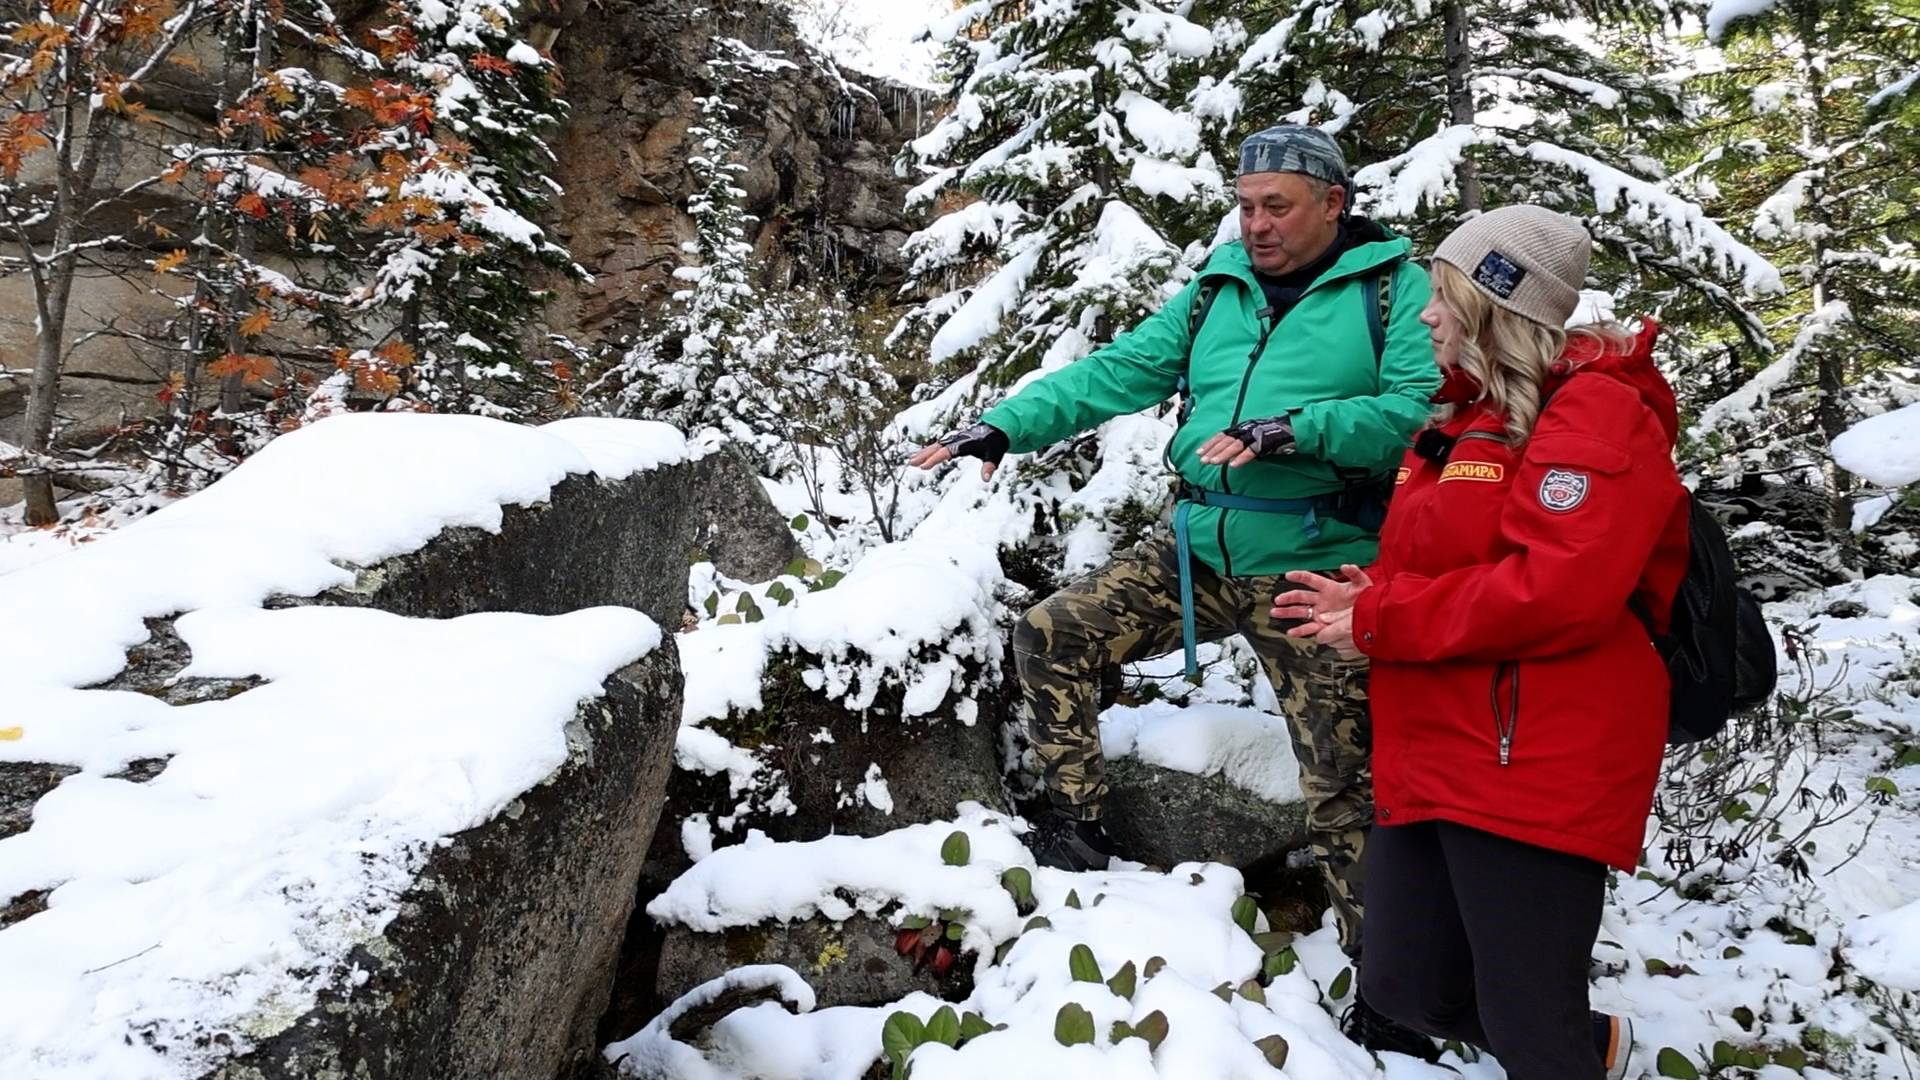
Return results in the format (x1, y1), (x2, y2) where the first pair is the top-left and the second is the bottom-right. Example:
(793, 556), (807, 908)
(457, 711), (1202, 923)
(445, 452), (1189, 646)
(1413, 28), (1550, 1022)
(1400, 438), (1517, 572)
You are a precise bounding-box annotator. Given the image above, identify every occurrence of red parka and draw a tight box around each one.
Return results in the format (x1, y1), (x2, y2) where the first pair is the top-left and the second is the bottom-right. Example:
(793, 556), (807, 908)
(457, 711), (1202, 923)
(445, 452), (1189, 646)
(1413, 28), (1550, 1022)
(1351, 321), (1690, 870)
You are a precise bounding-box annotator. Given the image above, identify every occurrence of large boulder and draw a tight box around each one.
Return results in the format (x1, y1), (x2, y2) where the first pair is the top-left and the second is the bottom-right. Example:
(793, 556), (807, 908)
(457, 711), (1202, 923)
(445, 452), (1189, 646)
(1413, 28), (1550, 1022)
(1102, 756), (1309, 875)
(320, 443), (797, 631)
(0, 418), (723, 1077)
(215, 650), (682, 1080)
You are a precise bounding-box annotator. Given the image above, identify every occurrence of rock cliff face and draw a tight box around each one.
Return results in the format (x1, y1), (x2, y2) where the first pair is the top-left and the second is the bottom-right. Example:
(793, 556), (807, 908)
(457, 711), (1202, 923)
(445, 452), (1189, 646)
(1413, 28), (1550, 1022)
(0, 0), (933, 478)
(539, 0), (934, 337)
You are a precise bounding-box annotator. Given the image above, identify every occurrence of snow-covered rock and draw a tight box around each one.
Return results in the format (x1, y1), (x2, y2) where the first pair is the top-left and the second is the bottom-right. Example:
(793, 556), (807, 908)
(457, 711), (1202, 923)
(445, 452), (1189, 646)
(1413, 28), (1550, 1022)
(0, 413), (700, 1079)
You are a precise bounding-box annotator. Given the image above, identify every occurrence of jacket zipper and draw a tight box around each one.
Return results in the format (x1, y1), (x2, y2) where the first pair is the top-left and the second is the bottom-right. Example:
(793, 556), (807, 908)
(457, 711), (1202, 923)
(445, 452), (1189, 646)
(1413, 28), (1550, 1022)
(1217, 308), (1279, 577)
(1490, 661), (1521, 765)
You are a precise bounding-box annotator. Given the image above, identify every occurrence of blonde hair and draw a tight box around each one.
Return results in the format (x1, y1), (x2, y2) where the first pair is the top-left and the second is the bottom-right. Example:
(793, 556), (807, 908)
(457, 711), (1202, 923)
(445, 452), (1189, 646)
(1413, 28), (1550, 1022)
(1429, 261), (1635, 446)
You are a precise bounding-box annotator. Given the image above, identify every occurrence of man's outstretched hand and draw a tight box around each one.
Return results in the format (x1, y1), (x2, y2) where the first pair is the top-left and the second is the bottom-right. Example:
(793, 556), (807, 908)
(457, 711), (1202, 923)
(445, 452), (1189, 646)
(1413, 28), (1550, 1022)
(909, 422), (1010, 480)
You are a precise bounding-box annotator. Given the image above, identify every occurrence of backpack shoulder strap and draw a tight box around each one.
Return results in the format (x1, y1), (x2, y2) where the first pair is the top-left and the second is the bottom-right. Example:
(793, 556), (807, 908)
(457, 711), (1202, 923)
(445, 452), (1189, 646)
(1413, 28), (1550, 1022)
(1188, 279), (1223, 345)
(1361, 261), (1396, 370)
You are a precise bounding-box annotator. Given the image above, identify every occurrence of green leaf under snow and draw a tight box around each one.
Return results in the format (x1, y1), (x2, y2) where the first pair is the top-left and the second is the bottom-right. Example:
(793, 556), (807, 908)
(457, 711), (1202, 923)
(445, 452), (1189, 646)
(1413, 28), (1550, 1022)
(1068, 943), (1102, 983)
(1053, 1003), (1096, 1047)
(703, 592), (719, 616)
(941, 830), (971, 867)
(1143, 956), (1166, 979)
(1065, 889), (1082, 909)
(1264, 947), (1298, 979)
(1721, 797), (1753, 822)
(882, 1011), (926, 1066)
(790, 514), (809, 531)
(959, 1011), (994, 1042)
(1656, 1047), (1701, 1079)
(1231, 895), (1259, 934)
(1255, 1034), (1289, 1069)
(925, 1006), (961, 1048)
(900, 914), (931, 930)
(1134, 1010), (1170, 1050)
(945, 921), (964, 941)
(1866, 775), (1899, 797)
(1773, 1045), (1808, 1070)
(1236, 979), (1266, 1004)
(1000, 866), (1035, 912)
(1107, 960), (1137, 1000)
(1251, 930), (1293, 953)
(1023, 915), (1052, 933)
(1329, 967), (1352, 1001)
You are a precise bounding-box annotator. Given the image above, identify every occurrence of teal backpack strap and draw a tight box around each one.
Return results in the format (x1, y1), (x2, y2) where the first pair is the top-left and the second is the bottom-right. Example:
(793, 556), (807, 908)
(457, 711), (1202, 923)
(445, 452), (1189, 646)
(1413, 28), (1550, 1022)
(1175, 279), (1223, 424)
(1361, 262), (1395, 372)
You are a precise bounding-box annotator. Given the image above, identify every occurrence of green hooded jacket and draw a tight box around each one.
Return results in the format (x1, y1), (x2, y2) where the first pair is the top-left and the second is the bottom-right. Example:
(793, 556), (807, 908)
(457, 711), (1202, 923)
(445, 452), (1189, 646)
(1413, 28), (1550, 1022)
(981, 222), (1440, 576)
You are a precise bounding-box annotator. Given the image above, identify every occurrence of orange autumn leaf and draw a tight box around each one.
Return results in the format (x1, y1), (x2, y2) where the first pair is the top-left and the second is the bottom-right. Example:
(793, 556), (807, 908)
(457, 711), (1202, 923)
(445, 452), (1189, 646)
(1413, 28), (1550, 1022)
(160, 159), (189, 184)
(374, 340), (415, 367)
(356, 366), (402, 395)
(208, 353), (276, 384)
(0, 113), (51, 180)
(470, 52), (516, 75)
(151, 248), (188, 274)
(238, 309), (273, 336)
(155, 371), (186, 404)
(551, 360), (574, 382)
(234, 192), (269, 218)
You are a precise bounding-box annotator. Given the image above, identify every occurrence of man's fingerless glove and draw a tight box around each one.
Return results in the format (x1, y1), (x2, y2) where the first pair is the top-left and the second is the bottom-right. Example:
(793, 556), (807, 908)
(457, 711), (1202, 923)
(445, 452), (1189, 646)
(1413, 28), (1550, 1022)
(1223, 415), (1296, 458)
(937, 422), (1010, 465)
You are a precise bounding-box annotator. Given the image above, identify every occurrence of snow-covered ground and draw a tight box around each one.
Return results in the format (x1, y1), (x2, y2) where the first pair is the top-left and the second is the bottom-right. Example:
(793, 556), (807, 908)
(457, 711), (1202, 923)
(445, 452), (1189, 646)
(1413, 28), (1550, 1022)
(0, 414), (686, 1078)
(623, 569), (1920, 1079)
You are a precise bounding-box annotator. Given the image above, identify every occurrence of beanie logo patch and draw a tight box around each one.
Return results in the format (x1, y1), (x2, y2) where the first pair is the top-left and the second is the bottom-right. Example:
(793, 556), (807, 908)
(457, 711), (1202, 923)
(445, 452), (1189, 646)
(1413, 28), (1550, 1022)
(1472, 250), (1527, 299)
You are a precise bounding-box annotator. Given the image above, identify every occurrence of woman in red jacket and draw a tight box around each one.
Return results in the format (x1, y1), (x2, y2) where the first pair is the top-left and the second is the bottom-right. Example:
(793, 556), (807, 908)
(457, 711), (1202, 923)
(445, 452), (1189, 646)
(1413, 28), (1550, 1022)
(1274, 205), (1690, 1080)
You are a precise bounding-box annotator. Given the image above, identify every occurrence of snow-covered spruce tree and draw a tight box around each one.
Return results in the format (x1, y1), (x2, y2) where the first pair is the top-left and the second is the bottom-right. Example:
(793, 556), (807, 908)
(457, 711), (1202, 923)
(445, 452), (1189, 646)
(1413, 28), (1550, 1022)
(889, 0), (1233, 584)
(1210, 0), (1782, 370)
(1678, 0), (1920, 548)
(605, 36), (796, 436)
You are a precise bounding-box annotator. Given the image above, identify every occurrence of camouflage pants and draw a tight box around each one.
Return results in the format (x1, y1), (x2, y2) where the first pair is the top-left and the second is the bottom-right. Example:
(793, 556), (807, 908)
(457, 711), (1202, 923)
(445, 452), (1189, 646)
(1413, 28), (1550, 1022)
(1013, 530), (1374, 959)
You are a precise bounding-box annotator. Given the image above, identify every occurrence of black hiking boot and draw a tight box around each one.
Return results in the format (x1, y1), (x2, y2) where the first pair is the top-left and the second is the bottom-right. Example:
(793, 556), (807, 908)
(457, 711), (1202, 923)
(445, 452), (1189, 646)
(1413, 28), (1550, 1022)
(1026, 809), (1117, 872)
(1340, 991), (1441, 1063)
(1594, 1011), (1634, 1080)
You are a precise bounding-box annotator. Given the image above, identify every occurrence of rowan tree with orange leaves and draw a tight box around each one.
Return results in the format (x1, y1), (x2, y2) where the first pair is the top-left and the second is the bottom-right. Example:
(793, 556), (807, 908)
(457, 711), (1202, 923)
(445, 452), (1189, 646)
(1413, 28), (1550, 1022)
(3, 0), (583, 520)
(1, 0), (223, 523)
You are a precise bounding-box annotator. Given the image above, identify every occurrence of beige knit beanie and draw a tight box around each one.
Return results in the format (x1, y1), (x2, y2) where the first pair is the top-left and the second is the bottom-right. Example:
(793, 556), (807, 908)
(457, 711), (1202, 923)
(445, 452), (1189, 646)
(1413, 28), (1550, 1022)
(1433, 205), (1591, 328)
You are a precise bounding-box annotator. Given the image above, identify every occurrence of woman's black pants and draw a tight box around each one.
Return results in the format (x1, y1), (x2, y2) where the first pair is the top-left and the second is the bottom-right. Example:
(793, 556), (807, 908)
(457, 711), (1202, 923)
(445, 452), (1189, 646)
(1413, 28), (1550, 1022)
(1359, 819), (1609, 1080)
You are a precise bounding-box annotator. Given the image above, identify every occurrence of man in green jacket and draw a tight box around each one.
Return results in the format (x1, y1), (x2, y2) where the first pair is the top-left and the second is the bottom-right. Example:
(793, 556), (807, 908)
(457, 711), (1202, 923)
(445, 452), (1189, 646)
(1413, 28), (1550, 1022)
(910, 125), (1439, 1055)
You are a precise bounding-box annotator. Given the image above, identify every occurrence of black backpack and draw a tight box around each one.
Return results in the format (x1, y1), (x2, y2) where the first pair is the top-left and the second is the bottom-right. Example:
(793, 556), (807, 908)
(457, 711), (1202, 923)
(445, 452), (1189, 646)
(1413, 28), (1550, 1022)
(1537, 379), (1779, 745)
(1643, 496), (1780, 744)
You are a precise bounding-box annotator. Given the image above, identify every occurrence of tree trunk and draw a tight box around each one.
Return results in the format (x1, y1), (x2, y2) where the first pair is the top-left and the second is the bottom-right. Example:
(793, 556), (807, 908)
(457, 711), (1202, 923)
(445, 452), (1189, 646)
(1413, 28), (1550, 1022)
(1442, 0), (1483, 213)
(1796, 3), (1851, 537)
(219, 10), (275, 428)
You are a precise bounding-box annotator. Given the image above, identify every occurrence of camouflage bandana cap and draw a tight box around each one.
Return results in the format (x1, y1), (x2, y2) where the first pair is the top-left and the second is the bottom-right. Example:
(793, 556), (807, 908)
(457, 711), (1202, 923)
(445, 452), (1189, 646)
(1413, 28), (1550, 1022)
(1237, 124), (1350, 188)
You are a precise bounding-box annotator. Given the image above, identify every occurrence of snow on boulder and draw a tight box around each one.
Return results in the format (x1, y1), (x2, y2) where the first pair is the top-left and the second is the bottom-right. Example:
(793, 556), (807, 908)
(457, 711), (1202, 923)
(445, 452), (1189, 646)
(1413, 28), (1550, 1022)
(0, 412), (709, 1079)
(1834, 401), (1920, 489)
